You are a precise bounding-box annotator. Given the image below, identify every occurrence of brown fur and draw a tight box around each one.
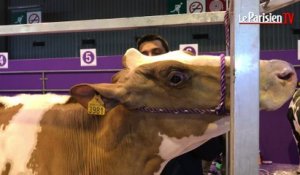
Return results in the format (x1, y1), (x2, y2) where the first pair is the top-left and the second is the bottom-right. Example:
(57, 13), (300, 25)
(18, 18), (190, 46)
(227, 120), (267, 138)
(1, 163), (11, 175)
(0, 102), (4, 109)
(0, 104), (23, 131)
(25, 102), (216, 175)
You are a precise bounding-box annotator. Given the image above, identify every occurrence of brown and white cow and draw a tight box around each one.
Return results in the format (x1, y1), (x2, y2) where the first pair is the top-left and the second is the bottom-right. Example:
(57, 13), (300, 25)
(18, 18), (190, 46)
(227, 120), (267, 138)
(0, 48), (297, 175)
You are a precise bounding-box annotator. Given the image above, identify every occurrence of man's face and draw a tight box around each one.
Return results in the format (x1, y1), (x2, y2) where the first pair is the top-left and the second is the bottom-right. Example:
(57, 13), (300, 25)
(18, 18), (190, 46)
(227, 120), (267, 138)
(139, 40), (167, 56)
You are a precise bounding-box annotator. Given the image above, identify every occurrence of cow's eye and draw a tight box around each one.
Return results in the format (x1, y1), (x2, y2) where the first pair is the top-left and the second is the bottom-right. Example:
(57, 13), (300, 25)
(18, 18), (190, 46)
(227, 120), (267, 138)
(167, 71), (188, 87)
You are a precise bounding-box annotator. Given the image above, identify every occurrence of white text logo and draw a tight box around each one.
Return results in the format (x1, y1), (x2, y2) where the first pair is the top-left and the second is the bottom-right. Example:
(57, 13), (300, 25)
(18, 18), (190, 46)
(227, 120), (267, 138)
(239, 12), (294, 25)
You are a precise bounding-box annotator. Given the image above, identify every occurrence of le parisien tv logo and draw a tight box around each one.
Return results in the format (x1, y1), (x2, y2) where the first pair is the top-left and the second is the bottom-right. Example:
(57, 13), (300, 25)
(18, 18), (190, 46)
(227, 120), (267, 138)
(239, 12), (295, 25)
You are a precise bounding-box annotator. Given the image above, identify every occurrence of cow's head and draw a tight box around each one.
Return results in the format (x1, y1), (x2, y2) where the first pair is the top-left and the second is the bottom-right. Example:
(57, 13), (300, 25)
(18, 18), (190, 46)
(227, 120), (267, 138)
(71, 48), (297, 113)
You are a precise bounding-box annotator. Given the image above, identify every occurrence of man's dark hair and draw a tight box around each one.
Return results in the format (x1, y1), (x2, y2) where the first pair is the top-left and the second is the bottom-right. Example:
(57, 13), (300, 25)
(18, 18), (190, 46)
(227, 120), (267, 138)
(136, 34), (169, 52)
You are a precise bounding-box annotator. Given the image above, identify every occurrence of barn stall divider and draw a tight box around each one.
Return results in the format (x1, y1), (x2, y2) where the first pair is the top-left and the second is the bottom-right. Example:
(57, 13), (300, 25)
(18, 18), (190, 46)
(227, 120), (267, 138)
(0, 0), (300, 174)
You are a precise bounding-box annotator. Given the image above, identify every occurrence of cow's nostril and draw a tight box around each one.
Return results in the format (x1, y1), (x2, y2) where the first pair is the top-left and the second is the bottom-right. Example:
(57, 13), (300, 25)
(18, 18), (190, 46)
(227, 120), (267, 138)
(277, 71), (293, 81)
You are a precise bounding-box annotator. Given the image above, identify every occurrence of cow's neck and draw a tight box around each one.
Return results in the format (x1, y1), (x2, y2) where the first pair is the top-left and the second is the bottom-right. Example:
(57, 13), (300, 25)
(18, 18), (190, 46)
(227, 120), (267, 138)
(29, 103), (229, 175)
(100, 105), (229, 175)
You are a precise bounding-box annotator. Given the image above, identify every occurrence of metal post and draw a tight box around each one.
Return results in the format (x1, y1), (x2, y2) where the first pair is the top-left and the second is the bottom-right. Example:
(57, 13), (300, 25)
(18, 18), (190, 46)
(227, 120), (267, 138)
(229, 0), (260, 174)
(40, 72), (48, 94)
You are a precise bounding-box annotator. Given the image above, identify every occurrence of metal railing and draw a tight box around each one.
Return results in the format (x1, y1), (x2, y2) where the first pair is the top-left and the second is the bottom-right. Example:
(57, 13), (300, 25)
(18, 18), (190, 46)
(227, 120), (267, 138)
(0, 69), (121, 94)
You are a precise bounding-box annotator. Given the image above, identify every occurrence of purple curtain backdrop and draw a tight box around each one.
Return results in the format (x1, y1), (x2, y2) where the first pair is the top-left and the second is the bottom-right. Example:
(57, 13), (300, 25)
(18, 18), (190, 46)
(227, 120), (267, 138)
(0, 50), (299, 164)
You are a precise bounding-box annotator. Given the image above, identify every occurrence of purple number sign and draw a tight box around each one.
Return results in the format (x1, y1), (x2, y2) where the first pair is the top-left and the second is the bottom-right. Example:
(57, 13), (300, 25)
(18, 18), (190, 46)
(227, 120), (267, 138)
(0, 54), (7, 67)
(183, 46), (196, 55)
(82, 51), (95, 64)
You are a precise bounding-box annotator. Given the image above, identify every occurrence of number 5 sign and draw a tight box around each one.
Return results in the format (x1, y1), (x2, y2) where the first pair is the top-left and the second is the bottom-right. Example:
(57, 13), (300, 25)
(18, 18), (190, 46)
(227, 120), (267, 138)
(80, 49), (97, 67)
(0, 52), (8, 69)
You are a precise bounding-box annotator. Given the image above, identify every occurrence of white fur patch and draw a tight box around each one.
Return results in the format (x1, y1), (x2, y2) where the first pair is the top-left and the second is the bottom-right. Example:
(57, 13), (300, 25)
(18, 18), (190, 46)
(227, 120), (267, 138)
(0, 94), (70, 174)
(154, 116), (230, 175)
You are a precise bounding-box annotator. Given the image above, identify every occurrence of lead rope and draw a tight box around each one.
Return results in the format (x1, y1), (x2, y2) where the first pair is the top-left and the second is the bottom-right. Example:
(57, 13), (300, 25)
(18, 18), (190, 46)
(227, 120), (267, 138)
(224, 10), (230, 56)
(215, 54), (226, 115)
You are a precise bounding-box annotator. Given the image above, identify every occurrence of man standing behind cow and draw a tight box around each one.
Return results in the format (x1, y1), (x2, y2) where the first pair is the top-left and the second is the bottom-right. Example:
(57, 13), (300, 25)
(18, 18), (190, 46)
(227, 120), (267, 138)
(136, 34), (225, 175)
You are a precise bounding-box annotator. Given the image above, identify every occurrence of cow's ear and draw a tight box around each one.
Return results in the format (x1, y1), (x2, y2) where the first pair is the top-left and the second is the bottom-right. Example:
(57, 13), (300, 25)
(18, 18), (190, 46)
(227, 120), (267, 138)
(70, 83), (120, 110)
(123, 48), (146, 69)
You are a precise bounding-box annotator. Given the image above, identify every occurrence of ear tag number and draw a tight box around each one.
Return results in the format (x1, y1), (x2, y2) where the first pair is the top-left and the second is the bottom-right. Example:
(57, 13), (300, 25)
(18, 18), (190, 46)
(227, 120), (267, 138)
(88, 95), (105, 116)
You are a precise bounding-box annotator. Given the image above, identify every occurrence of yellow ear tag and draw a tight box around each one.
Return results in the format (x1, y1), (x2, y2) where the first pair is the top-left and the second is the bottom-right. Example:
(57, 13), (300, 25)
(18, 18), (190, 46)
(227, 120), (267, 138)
(87, 95), (105, 116)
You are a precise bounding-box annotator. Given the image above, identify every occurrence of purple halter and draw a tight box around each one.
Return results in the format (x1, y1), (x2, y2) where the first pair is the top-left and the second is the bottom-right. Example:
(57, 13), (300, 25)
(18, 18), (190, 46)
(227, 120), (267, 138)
(136, 54), (227, 116)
